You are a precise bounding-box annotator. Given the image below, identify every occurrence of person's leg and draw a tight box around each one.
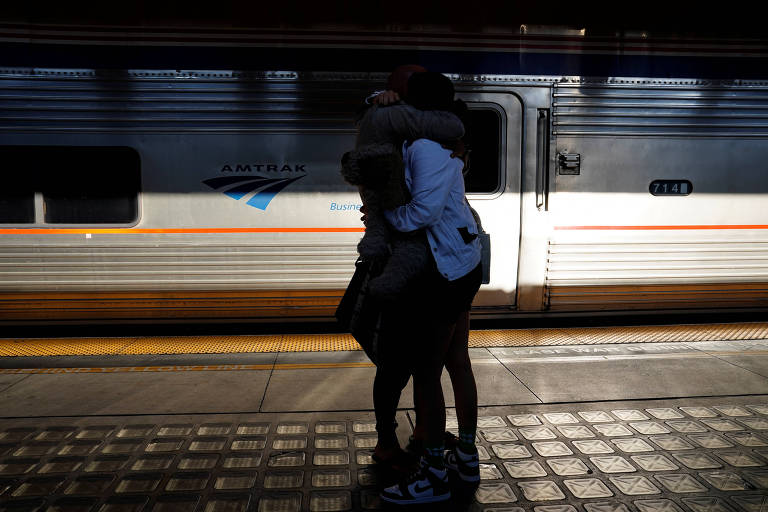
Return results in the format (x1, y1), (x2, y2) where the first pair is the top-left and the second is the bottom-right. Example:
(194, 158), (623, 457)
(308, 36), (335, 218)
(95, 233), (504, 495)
(372, 303), (413, 466)
(406, 380), (426, 454)
(381, 265), (457, 504)
(380, 319), (455, 505)
(444, 310), (477, 447)
(373, 364), (410, 451)
(410, 319), (455, 466)
(441, 311), (481, 484)
(444, 264), (482, 445)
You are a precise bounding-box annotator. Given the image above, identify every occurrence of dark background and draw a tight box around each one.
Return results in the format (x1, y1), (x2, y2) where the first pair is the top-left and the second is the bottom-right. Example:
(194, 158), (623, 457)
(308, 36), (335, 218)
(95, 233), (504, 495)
(1, 0), (765, 39)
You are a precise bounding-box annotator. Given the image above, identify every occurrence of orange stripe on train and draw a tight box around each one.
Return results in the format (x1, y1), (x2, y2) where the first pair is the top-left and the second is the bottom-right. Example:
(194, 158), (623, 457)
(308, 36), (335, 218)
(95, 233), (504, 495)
(0, 227), (366, 235)
(555, 225), (768, 230)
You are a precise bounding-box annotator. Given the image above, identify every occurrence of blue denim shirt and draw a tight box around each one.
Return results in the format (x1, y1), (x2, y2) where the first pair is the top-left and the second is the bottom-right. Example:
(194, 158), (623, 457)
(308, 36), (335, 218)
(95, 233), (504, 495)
(384, 139), (482, 281)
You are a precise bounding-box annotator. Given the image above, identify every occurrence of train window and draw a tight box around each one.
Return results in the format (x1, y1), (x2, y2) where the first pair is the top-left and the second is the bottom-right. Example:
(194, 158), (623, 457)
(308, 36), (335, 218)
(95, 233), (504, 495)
(0, 146), (140, 225)
(42, 147), (140, 224)
(464, 108), (502, 193)
(0, 193), (34, 223)
(0, 149), (35, 222)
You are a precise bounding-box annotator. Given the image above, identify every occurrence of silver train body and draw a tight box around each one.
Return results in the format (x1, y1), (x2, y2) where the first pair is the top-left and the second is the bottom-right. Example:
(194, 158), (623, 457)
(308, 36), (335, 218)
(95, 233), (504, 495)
(2, 63), (768, 322)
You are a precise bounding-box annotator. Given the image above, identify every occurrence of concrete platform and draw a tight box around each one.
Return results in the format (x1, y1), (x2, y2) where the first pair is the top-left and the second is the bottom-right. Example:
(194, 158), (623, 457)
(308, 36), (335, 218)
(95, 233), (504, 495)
(1, 336), (768, 511)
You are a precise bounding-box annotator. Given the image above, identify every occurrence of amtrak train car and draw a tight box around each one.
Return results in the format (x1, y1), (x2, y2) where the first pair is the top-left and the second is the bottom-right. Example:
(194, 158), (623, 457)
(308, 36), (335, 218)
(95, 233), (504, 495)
(1, 22), (768, 323)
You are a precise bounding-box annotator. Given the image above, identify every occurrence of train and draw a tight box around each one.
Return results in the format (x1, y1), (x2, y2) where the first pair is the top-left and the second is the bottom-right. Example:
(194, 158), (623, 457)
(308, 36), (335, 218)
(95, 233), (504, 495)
(1, 21), (768, 323)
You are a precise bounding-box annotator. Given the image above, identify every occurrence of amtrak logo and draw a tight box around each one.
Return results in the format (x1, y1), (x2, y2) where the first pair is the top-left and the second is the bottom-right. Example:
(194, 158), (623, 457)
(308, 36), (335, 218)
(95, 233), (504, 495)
(202, 175), (306, 210)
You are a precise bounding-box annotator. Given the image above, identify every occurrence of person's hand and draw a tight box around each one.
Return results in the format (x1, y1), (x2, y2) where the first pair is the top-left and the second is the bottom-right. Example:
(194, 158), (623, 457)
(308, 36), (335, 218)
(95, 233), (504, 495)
(372, 90), (400, 105)
(443, 139), (469, 162)
(359, 203), (368, 225)
(442, 140), (470, 174)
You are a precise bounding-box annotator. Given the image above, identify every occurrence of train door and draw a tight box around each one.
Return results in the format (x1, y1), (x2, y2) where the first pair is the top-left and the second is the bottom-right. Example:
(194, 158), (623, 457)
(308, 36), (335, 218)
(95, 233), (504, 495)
(459, 93), (523, 313)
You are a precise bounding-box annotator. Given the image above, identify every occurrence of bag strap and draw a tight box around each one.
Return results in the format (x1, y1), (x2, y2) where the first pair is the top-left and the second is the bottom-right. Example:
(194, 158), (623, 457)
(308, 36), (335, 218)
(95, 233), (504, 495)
(465, 197), (485, 234)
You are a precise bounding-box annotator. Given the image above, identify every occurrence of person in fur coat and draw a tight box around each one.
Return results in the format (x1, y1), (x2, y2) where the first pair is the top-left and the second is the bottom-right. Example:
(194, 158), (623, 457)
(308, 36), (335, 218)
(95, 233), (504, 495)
(341, 70), (465, 300)
(340, 65), (465, 469)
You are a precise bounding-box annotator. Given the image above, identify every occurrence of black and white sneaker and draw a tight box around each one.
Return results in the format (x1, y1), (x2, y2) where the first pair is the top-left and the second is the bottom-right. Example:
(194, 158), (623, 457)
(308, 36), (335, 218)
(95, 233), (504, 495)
(380, 457), (450, 504)
(444, 445), (480, 483)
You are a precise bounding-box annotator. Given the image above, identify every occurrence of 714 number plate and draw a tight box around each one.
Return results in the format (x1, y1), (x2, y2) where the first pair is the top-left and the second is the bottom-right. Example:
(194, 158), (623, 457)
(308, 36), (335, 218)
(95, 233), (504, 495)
(650, 180), (692, 196)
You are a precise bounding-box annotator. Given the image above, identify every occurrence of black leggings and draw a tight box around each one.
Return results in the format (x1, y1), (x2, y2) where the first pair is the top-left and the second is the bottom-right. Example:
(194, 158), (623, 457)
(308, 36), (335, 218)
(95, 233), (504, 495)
(373, 363), (411, 446)
(372, 261), (482, 447)
(372, 292), (422, 447)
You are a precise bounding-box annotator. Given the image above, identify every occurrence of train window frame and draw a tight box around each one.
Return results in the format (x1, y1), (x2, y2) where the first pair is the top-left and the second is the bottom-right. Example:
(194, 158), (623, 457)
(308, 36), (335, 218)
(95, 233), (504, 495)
(463, 102), (505, 197)
(0, 146), (142, 228)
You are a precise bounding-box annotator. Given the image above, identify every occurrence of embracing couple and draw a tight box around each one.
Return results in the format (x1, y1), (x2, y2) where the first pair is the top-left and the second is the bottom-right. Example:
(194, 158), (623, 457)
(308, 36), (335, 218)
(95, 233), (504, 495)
(340, 65), (483, 505)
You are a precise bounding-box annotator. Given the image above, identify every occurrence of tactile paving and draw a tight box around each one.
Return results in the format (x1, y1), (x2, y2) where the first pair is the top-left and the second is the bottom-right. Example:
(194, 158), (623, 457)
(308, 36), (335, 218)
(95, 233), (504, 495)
(475, 482), (518, 504)
(479, 463), (504, 480)
(634, 499), (684, 512)
(2, 321), (768, 357)
(589, 456), (636, 473)
(572, 440), (615, 454)
(612, 438), (655, 453)
(503, 460), (548, 478)
(532, 441), (573, 457)
(0, 399), (767, 510)
(480, 428), (518, 443)
(562, 478), (613, 498)
(700, 470), (752, 491)
(681, 496), (737, 512)
(731, 495), (768, 512)
(546, 457), (590, 476)
(492, 443), (532, 459)
(579, 411), (615, 423)
(720, 451), (760, 469)
(631, 422), (670, 435)
(584, 503), (631, 512)
(517, 480), (566, 501)
(594, 424), (634, 437)
(519, 427), (557, 440)
(653, 473), (708, 493)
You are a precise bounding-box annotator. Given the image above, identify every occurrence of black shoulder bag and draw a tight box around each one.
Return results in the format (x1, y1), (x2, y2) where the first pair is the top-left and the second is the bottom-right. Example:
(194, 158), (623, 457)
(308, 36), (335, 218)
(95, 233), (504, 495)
(335, 257), (384, 364)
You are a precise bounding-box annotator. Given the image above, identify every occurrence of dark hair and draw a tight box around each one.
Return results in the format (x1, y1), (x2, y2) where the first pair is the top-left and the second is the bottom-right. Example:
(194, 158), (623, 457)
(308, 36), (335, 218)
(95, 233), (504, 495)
(386, 64), (427, 98)
(406, 72), (455, 112)
(407, 73), (472, 153)
(451, 98), (472, 147)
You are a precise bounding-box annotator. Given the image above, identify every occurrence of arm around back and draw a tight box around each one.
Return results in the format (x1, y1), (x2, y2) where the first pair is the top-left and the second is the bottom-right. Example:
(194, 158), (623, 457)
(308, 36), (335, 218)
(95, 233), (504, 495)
(384, 140), (460, 232)
(365, 104), (464, 145)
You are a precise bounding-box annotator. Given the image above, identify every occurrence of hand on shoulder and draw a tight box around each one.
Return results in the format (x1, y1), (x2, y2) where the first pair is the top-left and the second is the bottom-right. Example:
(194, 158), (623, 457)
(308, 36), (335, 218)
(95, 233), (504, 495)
(372, 90), (401, 106)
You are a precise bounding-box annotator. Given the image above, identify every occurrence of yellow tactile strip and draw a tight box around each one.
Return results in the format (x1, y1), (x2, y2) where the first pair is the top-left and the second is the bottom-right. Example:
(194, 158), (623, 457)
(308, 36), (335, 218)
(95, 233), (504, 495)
(0, 322), (766, 357)
(0, 362), (377, 374)
(467, 322), (768, 347)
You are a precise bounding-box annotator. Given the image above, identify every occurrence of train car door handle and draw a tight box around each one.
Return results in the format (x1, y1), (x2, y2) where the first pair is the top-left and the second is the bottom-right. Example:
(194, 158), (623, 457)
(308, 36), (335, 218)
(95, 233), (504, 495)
(536, 109), (551, 211)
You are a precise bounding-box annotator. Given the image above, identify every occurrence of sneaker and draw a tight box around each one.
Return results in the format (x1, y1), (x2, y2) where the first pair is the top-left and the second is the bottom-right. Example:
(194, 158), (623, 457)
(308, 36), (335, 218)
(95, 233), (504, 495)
(380, 457), (451, 504)
(444, 445), (480, 483)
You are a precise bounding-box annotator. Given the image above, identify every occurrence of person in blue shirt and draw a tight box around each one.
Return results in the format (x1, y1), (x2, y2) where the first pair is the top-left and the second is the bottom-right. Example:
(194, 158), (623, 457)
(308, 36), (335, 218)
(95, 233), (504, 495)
(380, 72), (483, 505)
(342, 65), (466, 474)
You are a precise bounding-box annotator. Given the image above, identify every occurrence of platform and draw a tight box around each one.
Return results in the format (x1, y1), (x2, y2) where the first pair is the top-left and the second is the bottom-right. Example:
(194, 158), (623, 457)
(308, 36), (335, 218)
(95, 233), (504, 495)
(1, 325), (768, 511)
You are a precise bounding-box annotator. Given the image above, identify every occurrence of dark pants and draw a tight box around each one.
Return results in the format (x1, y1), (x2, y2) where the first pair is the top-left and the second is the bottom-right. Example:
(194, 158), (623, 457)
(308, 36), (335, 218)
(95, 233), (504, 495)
(373, 359), (411, 447)
(372, 261), (482, 447)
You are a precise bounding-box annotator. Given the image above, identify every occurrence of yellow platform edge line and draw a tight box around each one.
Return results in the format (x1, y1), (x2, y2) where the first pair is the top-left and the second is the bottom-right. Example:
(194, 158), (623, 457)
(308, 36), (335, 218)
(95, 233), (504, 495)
(0, 322), (767, 357)
(0, 362), (376, 374)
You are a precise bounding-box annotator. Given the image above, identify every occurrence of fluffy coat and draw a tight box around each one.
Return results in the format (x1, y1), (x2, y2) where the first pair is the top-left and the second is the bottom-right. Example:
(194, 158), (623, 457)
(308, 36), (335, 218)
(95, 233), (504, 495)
(341, 103), (464, 299)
